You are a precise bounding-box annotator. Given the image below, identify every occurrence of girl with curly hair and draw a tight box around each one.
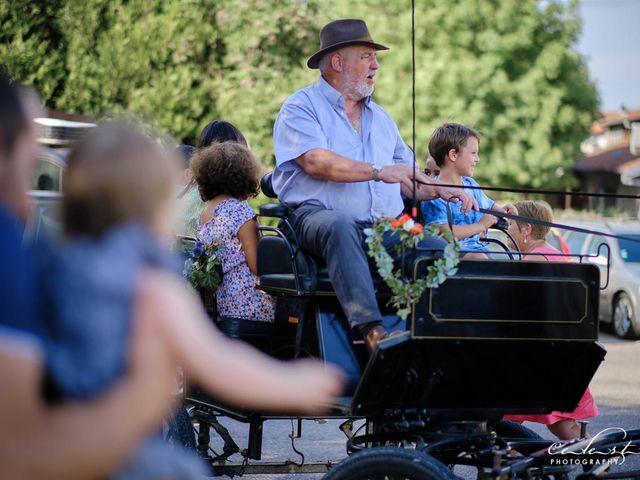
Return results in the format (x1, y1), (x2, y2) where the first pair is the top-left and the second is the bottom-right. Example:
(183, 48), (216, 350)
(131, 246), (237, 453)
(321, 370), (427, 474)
(191, 142), (276, 322)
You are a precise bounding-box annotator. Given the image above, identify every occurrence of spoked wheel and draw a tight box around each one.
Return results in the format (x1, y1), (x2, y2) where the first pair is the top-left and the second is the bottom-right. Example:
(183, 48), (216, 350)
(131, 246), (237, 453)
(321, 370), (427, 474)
(324, 447), (458, 480)
(612, 293), (639, 340)
(164, 404), (197, 451)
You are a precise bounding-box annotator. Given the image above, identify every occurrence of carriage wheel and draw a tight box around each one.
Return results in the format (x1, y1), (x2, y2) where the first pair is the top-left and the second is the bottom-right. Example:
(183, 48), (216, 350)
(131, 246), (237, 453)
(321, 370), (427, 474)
(324, 446), (457, 480)
(164, 404), (197, 451)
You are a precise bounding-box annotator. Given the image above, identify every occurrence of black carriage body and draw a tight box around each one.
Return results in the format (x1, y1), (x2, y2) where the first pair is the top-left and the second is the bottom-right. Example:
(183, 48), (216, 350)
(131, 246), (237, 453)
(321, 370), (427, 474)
(351, 258), (606, 417)
(182, 201), (610, 476)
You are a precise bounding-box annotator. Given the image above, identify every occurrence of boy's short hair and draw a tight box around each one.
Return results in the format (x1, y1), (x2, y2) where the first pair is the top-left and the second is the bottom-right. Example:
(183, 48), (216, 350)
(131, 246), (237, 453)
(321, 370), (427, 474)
(64, 122), (179, 238)
(513, 200), (553, 240)
(190, 142), (260, 202)
(428, 123), (480, 167)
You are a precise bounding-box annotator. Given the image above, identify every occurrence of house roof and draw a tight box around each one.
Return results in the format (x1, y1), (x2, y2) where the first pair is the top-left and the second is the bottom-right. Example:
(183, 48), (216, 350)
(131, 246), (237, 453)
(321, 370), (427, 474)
(574, 141), (639, 173)
(590, 108), (640, 134)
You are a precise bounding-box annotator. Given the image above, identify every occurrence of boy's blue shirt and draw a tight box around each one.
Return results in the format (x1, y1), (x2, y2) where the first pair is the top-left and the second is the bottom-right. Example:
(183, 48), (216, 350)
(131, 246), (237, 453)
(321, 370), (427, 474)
(421, 176), (494, 252)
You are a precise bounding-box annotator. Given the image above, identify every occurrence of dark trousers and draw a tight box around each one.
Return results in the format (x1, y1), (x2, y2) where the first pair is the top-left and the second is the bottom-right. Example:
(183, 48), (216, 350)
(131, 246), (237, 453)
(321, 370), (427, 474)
(288, 204), (446, 328)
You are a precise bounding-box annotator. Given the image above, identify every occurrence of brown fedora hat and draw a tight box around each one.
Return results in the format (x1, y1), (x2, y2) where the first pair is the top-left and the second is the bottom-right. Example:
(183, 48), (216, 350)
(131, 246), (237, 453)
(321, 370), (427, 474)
(307, 19), (389, 69)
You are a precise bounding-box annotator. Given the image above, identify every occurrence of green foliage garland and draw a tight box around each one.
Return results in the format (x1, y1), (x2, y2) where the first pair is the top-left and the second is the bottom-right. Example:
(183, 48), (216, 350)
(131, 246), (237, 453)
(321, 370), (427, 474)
(365, 214), (460, 320)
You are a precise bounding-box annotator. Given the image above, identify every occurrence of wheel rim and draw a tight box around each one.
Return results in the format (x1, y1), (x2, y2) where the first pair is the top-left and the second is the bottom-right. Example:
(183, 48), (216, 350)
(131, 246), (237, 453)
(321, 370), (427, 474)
(613, 296), (632, 337)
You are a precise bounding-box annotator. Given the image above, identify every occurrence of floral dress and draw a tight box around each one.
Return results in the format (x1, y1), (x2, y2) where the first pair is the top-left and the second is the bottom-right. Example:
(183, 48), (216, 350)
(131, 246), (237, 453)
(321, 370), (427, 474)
(197, 198), (275, 322)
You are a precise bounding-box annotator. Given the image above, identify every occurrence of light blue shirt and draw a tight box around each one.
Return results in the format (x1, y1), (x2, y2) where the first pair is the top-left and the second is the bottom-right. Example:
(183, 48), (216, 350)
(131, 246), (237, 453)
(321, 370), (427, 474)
(421, 176), (495, 252)
(273, 77), (414, 222)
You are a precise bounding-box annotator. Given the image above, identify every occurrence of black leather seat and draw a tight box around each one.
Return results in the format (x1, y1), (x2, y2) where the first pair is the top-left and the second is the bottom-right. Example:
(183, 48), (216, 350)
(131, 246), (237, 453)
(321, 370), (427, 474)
(256, 231), (336, 296)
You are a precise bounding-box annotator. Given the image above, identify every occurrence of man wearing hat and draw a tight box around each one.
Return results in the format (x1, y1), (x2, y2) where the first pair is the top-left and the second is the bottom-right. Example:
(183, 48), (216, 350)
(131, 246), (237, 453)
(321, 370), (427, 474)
(272, 19), (476, 351)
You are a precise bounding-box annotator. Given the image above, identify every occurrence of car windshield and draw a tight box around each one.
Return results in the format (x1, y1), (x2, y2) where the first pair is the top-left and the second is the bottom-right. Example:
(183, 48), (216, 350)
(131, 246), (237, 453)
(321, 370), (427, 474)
(616, 235), (640, 263)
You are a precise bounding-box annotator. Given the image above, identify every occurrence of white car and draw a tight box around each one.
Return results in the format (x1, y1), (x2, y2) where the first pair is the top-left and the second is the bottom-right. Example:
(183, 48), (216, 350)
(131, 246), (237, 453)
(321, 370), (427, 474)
(563, 220), (640, 339)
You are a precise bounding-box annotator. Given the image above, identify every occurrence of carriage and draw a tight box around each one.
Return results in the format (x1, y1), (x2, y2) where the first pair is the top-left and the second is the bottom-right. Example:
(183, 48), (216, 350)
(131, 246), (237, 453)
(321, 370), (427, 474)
(177, 174), (640, 479)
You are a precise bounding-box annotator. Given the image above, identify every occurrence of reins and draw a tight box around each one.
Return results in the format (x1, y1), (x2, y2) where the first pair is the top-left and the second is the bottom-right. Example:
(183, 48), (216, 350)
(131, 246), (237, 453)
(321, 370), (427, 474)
(434, 182), (640, 200)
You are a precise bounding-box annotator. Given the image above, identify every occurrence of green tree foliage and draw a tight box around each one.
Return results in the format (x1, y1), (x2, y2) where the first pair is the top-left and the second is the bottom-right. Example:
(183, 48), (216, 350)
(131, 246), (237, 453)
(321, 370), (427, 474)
(0, 0), (67, 100)
(1, 0), (318, 164)
(1, 0), (597, 188)
(327, 0), (598, 189)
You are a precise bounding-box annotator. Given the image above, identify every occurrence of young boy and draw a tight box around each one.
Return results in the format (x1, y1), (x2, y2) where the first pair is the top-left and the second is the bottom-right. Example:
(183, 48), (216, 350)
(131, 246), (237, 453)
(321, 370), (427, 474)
(421, 123), (515, 259)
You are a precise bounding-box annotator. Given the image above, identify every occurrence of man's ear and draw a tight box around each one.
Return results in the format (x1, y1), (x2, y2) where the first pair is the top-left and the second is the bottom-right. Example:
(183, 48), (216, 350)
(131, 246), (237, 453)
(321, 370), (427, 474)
(331, 53), (343, 73)
(447, 148), (457, 162)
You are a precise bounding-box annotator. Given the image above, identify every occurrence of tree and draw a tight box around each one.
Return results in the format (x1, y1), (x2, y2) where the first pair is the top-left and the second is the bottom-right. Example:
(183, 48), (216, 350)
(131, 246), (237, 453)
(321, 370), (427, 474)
(2, 0), (597, 188)
(0, 0), (67, 101)
(1, 0), (319, 164)
(326, 0), (598, 190)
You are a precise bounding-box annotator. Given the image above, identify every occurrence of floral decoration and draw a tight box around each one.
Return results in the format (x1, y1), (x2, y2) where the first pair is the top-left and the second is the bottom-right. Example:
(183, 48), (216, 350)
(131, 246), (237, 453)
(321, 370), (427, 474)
(364, 214), (460, 320)
(182, 240), (222, 291)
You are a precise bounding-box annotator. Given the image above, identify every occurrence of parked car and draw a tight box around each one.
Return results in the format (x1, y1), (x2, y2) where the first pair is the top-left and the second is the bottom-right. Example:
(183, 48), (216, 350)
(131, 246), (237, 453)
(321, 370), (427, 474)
(562, 220), (640, 340)
(26, 190), (63, 240)
(546, 227), (570, 254)
(31, 117), (96, 192)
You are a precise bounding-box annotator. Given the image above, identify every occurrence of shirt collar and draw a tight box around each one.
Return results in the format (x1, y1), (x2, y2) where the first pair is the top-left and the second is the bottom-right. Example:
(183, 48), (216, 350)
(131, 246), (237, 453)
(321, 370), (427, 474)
(317, 76), (372, 110)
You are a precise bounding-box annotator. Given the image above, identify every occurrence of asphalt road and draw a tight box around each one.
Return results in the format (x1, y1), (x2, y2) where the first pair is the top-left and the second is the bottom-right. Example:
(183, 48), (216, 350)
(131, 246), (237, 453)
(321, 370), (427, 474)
(201, 329), (639, 479)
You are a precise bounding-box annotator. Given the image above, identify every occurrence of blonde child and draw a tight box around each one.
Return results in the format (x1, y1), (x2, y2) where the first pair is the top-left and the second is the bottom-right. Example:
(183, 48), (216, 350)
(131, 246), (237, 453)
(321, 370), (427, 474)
(504, 201), (596, 439)
(421, 123), (516, 259)
(46, 123), (343, 479)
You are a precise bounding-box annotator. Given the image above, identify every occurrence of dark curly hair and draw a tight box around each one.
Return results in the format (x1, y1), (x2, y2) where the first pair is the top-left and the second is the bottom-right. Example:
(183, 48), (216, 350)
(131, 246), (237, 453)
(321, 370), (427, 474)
(191, 142), (260, 201)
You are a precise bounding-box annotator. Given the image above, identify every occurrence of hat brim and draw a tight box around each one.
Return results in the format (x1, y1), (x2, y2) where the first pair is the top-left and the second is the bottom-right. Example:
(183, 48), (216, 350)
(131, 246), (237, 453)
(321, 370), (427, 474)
(307, 41), (389, 69)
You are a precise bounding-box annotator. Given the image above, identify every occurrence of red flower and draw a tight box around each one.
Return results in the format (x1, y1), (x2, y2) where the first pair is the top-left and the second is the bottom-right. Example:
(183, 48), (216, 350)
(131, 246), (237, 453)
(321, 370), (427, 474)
(410, 224), (423, 235)
(390, 219), (401, 228)
(398, 214), (411, 225)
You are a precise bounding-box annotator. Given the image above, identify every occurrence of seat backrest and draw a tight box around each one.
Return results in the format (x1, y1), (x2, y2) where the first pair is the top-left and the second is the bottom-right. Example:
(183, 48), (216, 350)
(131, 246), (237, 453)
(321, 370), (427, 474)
(260, 172), (278, 199)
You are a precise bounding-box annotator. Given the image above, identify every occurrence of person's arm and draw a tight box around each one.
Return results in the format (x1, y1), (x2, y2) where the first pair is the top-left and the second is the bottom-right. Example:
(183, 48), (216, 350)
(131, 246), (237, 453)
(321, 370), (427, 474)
(297, 148), (430, 190)
(141, 270), (343, 415)
(0, 307), (177, 480)
(238, 218), (259, 275)
(439, 212), (496, 240)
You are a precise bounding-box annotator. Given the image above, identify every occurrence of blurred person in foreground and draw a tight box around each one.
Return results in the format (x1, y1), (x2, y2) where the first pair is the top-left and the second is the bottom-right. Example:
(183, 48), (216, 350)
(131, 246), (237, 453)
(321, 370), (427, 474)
(0, 75), (177, 479)
(44, 122), (343, 477)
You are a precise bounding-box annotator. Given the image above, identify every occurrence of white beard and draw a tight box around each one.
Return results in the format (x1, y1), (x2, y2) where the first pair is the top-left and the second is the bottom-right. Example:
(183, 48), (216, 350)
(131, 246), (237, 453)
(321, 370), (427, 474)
(343, 77), (374, 101)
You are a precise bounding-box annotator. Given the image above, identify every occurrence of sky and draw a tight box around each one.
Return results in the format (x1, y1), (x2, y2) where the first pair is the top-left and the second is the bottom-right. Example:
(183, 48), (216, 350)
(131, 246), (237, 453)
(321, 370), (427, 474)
(575, 0), (640, 111)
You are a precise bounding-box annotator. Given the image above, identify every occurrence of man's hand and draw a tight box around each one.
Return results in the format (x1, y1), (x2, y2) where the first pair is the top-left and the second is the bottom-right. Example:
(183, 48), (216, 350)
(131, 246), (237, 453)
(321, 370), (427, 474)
(379, 164), (431, 192)
(433, 184), (478, 214)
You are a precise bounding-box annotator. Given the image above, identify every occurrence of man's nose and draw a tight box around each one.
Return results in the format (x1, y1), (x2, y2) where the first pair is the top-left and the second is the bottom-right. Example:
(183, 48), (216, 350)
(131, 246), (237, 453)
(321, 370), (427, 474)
(371, 56), (379, 69)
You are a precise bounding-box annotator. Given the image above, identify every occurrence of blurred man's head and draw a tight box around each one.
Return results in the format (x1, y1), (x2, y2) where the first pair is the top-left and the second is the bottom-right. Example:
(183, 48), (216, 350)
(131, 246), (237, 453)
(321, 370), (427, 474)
(0, 74), (39, 220)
